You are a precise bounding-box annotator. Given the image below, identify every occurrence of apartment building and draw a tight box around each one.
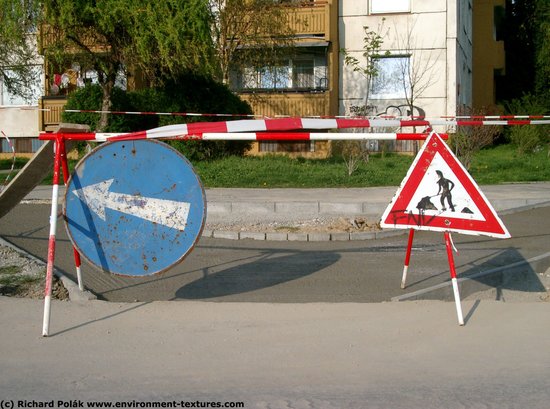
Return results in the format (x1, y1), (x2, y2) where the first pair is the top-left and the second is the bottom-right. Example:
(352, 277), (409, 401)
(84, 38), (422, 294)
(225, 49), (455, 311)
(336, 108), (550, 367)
(0, 46), (43, 156)
(339, 0), (474, 131)
(1, 0), (505, 156)
(232, 0), (339, 157)
(472, 0), (505, 109)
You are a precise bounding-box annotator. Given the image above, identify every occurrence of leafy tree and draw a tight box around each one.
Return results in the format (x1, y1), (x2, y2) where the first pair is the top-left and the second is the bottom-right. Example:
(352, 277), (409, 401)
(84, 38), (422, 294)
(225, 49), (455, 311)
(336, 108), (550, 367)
(339, 22), (388, 176)
(209, 0), (295, 84)
(500, 0), (550, 103)
(0, 0), (42, 102)
(40, 0), (216, 131)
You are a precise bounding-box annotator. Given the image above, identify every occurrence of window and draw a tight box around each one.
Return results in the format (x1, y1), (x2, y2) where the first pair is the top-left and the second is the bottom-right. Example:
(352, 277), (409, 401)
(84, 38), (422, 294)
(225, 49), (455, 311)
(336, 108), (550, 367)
(493, 5), (505, 41)
(293, 60), (315, 89)
(243, 64), (291, 90)
(231, 47), (328, 92)
(370, 0), (410, 14)
(370, 56), (410, 99)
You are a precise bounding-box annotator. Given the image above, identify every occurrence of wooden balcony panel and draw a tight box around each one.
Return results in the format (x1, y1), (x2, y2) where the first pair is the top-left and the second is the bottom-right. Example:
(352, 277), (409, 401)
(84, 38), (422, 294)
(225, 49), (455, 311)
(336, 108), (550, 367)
(239, 92), (330, 117)
(39, 25), (110, 54)
(288, 6), (328, 37)
(39, 97), (67, 131)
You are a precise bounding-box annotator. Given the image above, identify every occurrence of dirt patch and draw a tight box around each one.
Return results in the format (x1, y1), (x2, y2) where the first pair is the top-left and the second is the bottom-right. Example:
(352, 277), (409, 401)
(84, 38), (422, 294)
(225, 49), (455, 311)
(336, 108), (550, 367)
(0, 245), (69, 300)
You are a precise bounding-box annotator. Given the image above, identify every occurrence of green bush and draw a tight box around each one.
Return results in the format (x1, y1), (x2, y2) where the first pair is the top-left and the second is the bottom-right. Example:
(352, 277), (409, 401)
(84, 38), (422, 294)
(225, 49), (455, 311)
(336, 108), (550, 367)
(509, 126), (544, 154)
(62, 85), (137, 132)
(503, 93), (550, 152)
(62, 73), (253, 160)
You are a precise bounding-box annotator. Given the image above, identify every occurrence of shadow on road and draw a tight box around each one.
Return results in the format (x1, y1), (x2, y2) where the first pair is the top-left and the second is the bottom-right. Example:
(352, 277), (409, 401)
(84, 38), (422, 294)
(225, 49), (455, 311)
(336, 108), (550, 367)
(176, 250), (341, 299)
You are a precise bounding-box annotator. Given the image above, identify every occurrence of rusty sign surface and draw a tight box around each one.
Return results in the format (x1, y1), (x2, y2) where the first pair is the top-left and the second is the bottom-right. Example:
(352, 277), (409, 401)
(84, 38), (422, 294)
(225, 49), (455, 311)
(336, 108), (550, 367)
(64, 140), (206, 276)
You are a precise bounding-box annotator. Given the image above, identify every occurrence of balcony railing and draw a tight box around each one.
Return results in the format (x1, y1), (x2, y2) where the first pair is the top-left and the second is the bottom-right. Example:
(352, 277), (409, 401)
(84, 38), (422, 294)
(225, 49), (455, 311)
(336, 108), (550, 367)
(39, 96), (67, 131)
(39, 25), (110, 55)
(238, 91), (331, 117)
(288, 1), (330, 38)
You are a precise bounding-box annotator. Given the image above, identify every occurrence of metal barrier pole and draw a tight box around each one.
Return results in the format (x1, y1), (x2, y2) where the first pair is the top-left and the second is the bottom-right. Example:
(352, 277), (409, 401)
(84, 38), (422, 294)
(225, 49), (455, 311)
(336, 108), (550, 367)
(42, 135), (63, 336)
(59, 140), (84, 291)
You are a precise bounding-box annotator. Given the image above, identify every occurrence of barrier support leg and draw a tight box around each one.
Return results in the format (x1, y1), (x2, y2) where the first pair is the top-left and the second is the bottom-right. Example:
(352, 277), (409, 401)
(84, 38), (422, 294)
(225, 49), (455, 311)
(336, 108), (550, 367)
(42, 135), (63, 337)
(444, 231), (464, 326)
(59, 140), (83, 291)
(401, 228), (415, 289)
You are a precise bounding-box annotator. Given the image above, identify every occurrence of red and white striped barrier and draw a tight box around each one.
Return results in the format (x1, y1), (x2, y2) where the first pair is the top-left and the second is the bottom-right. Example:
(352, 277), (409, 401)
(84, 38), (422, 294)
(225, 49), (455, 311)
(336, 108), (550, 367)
(40, 131), (442, 142)
(42, 137), (64, 336)
(38, 116), (549, 143)
(198, 132), (439, 141)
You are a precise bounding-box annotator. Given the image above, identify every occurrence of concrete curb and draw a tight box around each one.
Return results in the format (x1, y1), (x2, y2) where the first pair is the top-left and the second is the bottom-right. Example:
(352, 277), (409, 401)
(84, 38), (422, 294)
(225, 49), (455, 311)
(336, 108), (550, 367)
(201, 201), (550, 242)
(201, 227), (406, 242)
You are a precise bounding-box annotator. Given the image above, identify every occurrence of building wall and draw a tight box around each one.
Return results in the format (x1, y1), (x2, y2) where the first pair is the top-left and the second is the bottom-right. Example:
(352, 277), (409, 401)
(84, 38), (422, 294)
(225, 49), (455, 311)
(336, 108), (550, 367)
(339, 0), (473, 128)
(472, 0), (505, 109)
(0, 36), (44, 153)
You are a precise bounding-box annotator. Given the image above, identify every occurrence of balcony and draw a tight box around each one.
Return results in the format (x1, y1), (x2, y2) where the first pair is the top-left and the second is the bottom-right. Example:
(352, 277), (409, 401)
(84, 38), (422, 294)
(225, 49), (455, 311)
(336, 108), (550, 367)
(238, 91), (332, 117)
(38, 24), (110, 55)
(38, 96), (67, 132)
(288, 1), (331, 39)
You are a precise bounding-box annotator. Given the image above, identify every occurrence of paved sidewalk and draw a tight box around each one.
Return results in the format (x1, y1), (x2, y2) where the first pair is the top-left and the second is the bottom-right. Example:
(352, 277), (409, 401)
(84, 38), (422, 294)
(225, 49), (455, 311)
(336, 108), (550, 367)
(22, 182), (550, 241)
(1, 296), (549, 407)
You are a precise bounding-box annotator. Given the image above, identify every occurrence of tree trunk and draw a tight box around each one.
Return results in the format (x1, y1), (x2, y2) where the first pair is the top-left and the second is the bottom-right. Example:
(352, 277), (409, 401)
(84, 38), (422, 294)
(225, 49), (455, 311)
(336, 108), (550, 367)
(97, 81), (114, 132)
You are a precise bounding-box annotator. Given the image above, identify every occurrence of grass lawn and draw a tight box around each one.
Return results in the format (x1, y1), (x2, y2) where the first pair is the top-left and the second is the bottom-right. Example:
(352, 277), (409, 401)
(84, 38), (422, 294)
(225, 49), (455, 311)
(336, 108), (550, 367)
(1, 143), (549, 188)
(192, 153), (414, 188)
(468, 144), (550, 184)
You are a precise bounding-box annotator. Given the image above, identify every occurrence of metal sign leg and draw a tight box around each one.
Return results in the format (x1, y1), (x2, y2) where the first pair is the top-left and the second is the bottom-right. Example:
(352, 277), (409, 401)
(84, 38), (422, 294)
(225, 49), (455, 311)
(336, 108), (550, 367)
(444, 232), (464, 326)
(401, 228), (415, 289)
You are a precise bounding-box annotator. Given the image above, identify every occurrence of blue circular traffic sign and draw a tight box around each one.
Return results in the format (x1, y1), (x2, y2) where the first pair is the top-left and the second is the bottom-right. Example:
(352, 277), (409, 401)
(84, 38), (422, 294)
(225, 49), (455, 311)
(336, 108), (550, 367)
(64, 140), (206, 276)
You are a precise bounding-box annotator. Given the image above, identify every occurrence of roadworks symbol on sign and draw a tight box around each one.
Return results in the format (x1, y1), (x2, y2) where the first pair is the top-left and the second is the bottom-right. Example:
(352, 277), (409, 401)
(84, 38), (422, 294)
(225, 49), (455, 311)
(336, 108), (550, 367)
(380, 132), (511, 238)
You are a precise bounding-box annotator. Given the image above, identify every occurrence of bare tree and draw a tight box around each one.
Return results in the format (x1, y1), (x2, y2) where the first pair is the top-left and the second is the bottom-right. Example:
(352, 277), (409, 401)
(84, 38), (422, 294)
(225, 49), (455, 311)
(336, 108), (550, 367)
(0, 0), (42, 103)
(339, 22), (388, 175)
(393, 18), (440, 117)
(392, 18), (441, 152)
(209, 0), (296, 85)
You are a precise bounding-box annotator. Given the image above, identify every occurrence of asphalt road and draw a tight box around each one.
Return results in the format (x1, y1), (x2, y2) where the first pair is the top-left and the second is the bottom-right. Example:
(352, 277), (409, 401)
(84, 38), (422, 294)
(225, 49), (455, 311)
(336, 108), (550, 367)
(1, 202), (549, 302)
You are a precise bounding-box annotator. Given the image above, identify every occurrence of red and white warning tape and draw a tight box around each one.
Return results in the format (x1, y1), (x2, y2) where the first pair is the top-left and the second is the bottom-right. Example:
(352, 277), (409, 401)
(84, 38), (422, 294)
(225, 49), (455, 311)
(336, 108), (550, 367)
(64, 109), (261, 118)
(4, 105), (549, 121)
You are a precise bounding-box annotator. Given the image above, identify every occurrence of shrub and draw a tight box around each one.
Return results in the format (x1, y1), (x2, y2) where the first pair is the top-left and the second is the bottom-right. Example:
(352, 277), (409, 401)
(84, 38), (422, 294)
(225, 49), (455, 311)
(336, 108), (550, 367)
(503, 93), (549, 154)
(509, 126), (544, 154)
(62, 73), (253, 160)
(449, 106), (502, 169)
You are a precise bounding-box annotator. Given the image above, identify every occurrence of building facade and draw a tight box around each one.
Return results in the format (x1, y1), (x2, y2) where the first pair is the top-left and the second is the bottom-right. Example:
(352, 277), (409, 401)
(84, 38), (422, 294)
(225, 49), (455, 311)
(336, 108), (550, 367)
(472, 0), (505, 109)
(232, 0), (340, 157)
(1, 0), (506, 156)
(0, 40), (43, 156)
(339, 0), (474, 141)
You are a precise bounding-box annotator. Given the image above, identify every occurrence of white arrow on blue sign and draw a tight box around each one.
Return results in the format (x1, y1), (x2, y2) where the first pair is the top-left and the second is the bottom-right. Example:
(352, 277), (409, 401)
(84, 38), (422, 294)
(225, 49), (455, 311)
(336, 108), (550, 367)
(64, 140), (206, 276)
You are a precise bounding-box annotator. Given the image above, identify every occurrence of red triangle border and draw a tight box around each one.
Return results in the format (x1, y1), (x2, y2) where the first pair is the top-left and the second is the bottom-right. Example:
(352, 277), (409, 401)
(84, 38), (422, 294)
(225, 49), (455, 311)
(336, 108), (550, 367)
(380, 133), (510, 238)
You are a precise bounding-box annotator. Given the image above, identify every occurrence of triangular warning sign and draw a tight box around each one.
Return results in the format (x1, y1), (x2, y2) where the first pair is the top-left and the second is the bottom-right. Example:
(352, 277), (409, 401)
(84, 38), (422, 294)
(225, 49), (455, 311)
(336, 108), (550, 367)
(380, 132), (510, 238)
